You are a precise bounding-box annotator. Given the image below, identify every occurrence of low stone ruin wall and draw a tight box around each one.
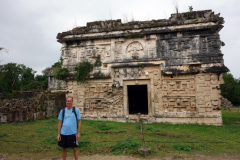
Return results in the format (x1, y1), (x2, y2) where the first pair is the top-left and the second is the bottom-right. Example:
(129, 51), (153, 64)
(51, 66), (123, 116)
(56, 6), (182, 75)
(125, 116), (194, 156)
(0, 91), (66, 123)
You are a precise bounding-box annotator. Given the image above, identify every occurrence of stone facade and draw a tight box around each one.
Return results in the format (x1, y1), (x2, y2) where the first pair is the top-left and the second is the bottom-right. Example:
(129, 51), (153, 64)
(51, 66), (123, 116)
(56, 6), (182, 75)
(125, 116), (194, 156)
(56, 10), (228, 125)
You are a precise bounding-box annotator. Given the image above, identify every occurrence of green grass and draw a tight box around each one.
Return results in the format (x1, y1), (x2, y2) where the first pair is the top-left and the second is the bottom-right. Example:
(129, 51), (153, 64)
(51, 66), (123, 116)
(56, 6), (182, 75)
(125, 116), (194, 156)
(173, 143), (191, 151)
(0, 110), (239, 159)
(222, 107), (240, 124)
(110, 138), (139, 155)
(0, 133), (9, 138)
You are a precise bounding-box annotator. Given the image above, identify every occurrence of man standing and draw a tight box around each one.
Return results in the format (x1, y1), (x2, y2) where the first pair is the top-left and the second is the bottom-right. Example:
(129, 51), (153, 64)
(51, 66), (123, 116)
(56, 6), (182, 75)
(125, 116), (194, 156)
(57, 96), (81, 160)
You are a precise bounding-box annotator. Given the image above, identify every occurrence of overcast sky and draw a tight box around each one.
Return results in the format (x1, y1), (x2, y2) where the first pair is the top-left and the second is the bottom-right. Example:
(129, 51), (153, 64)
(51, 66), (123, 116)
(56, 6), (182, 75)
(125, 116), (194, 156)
(0, 0), (240, 78)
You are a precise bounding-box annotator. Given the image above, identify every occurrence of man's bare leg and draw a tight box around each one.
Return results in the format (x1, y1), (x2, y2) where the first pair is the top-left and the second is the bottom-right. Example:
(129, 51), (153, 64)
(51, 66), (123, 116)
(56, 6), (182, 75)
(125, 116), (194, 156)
(73, 147), (78, 160)
(62, 148), (67, 160)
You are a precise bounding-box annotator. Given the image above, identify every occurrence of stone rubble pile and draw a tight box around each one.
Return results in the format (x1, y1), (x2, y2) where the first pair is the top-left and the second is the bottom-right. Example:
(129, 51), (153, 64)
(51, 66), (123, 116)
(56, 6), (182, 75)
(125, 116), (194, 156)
(221, 97), (233, 108)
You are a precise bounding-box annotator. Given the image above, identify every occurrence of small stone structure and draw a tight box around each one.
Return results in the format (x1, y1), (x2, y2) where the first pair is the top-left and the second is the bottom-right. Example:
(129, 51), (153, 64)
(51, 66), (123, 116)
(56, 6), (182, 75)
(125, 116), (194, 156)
(0, 91), (66, 123)
(56, 10), (228, 125)
(48, 68), (67, 91)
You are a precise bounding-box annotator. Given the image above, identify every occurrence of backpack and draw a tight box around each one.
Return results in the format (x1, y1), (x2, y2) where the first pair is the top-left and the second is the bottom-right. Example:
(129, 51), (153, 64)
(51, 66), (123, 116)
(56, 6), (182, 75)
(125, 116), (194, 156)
(61, 107), (78, 128)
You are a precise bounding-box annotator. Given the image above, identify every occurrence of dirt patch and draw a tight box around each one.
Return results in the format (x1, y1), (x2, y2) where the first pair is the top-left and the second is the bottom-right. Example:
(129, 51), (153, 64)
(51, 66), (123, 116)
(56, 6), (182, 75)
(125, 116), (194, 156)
(2, 153), (240, 160)
(64, 154), (240, 160)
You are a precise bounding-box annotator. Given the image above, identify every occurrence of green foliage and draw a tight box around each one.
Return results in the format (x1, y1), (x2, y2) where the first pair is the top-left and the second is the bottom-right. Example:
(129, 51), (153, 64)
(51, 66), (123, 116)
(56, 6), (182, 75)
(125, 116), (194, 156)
(135, 124), (141, 129)
(173, 143), (191, 151)
(156, 129), (161, 132)
(35, 127), (47, 133)
(51, 61), (62, 68)
(94, 55), (102, 67)
(0, 133), (9, 138)
(45, 117), (58, 126)
(0, 63), (25, 93)
(42, 135), (58, 144)
(34, 75), (48, 89)
(81, 132), (88, 136)
(53, 67), (69, 80)
(51, 55), (63, 68)
(187, 6), (193, 19)
(74, 55), (102, 83)
(221, 73), (240, 105)
(41, 67), (51, 76)
(0, 62), (49, 98)
(3, 90), (17, 99)
(110, 138), (139, 155)
(97, 122), (114, 130)
(1, 115), (240, 158)
(153, 139), (161, 143)
(222, 108), (240, 124)
(145, 126), (154, 132)
(75, 60), (94, 83)
(21, 67), (35, 85)
(78, 137), (92, 148)
(50, 54), (69, 81)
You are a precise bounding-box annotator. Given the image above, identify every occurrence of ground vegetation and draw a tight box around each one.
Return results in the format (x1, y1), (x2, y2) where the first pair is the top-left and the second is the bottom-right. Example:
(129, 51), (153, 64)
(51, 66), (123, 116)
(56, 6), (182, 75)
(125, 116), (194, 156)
(0, 108), (239, 159)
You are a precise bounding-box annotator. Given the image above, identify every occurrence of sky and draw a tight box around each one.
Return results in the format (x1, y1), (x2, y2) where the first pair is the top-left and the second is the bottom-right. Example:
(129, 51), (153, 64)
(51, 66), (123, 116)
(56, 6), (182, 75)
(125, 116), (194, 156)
(0, 0), (240, 78)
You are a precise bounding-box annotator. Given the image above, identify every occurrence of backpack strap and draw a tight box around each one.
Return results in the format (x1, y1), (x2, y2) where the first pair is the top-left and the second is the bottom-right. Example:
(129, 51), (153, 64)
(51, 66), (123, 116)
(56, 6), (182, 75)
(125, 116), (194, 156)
(72, 107), (78, 129)
(61, 107), (66, 128)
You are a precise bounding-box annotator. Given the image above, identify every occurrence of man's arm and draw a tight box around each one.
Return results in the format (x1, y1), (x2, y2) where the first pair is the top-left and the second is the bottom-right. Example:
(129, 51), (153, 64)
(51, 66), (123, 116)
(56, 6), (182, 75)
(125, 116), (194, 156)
(57, 120), (62, 141)
(76, 119), (81, 140)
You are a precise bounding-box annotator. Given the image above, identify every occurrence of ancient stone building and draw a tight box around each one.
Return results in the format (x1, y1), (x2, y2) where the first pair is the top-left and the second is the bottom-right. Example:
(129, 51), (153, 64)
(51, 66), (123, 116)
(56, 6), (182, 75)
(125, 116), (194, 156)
(56, 10), (228, 125)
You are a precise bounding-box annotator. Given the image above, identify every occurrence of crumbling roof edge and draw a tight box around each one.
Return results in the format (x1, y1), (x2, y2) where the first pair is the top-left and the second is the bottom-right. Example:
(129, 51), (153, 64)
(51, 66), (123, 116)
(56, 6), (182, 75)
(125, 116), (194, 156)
(56, 9), (224, 41)
(57, 24), (223, 42)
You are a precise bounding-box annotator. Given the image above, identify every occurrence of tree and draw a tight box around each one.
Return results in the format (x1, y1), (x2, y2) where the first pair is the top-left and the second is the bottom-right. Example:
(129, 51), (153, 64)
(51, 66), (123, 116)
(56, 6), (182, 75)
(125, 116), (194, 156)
(0, 63), (49, 98)
(0, 63), (25, 92)
(21, 67), (36, 90)
(221, 73), (240, 106)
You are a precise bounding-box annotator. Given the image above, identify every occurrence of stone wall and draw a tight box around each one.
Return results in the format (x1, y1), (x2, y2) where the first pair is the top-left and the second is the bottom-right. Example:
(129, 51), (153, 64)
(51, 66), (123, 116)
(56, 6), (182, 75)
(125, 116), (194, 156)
(0, 91), (66, 123)
(55, 10), (228, 125)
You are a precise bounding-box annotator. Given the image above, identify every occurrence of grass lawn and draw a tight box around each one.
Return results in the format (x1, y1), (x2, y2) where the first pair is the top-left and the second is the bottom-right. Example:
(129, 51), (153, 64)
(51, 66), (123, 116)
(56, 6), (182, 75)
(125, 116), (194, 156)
(0, 108), (240, 159)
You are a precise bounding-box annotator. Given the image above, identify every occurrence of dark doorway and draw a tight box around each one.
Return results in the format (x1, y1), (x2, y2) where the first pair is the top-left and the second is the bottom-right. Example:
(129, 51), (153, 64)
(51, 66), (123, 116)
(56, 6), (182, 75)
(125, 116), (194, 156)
(127, 85), (148, 114)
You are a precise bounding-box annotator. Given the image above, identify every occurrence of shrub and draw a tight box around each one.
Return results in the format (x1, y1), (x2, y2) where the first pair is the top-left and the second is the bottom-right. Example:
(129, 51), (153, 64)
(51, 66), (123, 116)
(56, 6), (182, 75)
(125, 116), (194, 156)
(75, 55), (102, 83)
(53, 67), (69, 80)
(75, 61), (94, 83)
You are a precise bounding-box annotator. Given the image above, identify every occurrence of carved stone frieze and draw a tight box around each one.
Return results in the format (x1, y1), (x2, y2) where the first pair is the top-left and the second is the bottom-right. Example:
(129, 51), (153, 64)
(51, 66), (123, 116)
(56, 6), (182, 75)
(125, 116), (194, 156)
(83, 86), (123, 116)
(162, 96), (196, 112)
(162, 79), (195, 96)
(126, 41), (144, 59)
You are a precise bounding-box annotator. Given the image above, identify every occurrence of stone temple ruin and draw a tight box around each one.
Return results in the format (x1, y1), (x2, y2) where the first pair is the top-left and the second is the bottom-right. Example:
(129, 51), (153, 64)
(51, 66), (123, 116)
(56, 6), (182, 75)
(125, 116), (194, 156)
(55, 10), (228, 125)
